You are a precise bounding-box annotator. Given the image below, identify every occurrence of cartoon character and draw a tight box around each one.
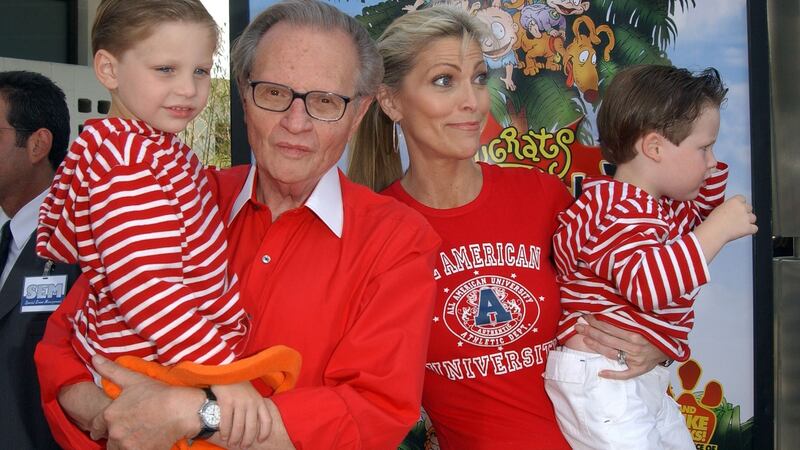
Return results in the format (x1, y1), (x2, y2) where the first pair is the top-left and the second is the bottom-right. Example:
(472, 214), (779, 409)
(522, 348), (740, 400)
(475, 6), (520, 91)
(546, 0), (590, 19)
(561, 15), (614, 103)
(515, 9), (566, 76)
(517, 0), (590, 39)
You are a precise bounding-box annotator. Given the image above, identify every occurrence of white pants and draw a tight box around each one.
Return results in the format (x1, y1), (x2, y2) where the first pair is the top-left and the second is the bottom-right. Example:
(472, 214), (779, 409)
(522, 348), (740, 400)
(544, 348), (695, 450)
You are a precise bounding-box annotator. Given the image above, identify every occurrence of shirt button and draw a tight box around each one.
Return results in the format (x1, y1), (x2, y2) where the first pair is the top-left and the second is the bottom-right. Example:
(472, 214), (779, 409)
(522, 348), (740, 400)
(261, 254), (271, 264)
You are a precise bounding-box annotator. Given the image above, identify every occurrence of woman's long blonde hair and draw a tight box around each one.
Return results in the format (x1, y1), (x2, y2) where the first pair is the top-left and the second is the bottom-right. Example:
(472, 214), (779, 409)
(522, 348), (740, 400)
(347, 6), (487, 192)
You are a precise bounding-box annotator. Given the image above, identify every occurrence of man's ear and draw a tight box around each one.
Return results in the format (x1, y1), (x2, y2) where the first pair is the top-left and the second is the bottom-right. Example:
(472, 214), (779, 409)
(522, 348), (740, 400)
(639, 132), (663, 162)
(376, 85), (403, 122)
(94, 49), (120, 90)
(347, 95), (375, 137)
(25, 128), (53, 165)
(241, 97), (250, 126)
(238, 80), (249, 110)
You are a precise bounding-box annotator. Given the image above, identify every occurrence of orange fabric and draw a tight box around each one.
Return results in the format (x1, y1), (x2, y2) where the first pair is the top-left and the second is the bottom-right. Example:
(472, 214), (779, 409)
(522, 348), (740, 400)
(102, 347), (301, 450)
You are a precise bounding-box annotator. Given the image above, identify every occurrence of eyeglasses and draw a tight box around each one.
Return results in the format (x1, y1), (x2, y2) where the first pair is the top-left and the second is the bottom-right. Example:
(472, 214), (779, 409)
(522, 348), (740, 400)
(248, 80), (353, 122)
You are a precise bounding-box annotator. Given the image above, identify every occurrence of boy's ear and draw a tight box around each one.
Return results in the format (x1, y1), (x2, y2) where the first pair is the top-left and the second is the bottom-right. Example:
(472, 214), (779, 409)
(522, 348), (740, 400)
(639, 132), (663, 162)
(376, 85), (403, 122)
(94, 49), (120, 90)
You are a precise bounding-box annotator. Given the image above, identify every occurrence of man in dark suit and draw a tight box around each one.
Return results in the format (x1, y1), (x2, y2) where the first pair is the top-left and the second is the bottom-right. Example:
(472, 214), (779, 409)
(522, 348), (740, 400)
(0, 70), (79, 449)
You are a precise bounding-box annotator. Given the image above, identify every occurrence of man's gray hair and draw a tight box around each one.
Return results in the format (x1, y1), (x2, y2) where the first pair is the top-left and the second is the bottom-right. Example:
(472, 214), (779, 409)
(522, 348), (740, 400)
(231, 0), (383, 99)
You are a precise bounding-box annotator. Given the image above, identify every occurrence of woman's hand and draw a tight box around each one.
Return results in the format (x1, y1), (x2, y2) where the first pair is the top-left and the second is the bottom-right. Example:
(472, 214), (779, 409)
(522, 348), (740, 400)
(91, 355), (205, 450)
(575, 315), (670, 380)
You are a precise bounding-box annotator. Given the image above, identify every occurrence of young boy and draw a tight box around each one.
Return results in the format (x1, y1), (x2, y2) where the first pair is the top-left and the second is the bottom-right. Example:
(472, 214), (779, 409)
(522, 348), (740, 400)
(36, 1), (298, 447)
(544, 65), (757, 449)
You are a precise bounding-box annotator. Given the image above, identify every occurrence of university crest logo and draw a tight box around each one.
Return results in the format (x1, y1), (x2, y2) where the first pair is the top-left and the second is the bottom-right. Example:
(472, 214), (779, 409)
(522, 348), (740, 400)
(443, 275), (540, 348)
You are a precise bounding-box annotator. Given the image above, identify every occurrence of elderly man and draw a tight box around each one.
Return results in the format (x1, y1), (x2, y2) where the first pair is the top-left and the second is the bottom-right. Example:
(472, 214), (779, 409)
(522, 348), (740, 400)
(35, 1), (439, 449)
(0, 70), (80, 449)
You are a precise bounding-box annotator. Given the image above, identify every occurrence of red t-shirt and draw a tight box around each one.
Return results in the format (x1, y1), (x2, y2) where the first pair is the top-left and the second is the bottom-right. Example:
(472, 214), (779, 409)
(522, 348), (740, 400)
(35, 165), (441, 450)
(383, 163), (572, 450)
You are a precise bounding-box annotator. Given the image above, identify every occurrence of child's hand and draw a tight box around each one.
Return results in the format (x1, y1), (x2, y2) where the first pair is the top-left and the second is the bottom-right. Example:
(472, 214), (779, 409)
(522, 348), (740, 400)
(212, 382), (272, 448)
(706, 195), (758, 242)
(694, 195), (757, 264)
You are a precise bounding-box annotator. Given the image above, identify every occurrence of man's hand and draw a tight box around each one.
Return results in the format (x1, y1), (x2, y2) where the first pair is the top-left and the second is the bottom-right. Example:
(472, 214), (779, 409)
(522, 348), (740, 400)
(89, 409), (108, 441)
(92, 355), (204, 450)
(575, 315), (669, 380)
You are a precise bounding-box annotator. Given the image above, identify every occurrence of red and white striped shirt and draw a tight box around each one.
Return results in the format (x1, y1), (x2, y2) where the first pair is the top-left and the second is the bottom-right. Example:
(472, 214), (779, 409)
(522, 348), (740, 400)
(552, 163), (728, 360)
(37, 118), (248, 368)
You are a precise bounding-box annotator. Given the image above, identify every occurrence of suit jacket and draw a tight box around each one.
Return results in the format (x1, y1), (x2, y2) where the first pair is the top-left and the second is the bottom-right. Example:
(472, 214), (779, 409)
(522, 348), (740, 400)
(0, 230), (80, 449)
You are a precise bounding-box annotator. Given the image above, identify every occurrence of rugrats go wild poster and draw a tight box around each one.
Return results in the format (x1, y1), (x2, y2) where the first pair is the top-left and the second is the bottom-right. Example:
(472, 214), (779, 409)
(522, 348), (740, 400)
(243, 1), (756, 448)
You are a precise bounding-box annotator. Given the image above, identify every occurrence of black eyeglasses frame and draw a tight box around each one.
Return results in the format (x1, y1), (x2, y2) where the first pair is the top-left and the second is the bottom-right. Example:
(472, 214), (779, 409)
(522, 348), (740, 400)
(247, 80), (353, 122)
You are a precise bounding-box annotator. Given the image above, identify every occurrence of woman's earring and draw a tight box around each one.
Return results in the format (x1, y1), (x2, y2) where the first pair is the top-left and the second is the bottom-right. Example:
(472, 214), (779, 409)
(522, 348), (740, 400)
(392, 121), (399, 154)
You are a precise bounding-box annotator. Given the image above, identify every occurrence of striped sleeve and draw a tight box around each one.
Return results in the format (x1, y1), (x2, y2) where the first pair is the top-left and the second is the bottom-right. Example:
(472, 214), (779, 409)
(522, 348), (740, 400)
(87, 139), (235, 366)
(667, 162), (729, 231)
(582, 197), (710, 313)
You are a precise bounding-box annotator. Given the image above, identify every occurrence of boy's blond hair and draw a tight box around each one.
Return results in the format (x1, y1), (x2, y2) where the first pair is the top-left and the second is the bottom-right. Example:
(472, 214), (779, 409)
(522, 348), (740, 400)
(92, 0), (219, 57)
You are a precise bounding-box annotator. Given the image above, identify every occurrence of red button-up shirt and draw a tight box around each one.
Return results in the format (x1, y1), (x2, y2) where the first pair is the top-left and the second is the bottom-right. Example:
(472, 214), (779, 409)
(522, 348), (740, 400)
(36, 164), (441, 450)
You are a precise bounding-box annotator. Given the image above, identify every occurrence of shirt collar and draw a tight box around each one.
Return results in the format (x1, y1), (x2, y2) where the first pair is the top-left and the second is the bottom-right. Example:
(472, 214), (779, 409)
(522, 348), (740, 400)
(229, 165), (344, 238)
(581, 175), (614, 191)
(9, 188), (49, 248)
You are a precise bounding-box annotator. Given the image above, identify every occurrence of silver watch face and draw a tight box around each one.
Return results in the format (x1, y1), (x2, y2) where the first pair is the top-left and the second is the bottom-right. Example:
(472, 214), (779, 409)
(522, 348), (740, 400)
(200, 400), (222, 429)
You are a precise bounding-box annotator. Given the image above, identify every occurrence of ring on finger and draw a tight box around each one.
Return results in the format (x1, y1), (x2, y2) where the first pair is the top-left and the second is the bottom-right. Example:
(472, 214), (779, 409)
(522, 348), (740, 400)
(616, 348), (627, 366)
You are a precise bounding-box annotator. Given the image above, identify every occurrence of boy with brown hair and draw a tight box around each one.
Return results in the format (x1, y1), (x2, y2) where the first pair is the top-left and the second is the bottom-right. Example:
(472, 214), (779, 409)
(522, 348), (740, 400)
(544, 65), (757, 449)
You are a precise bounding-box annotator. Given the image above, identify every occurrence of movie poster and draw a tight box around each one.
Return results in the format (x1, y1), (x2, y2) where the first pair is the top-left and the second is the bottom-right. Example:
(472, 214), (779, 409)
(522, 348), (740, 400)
(247, 1), (755, 448)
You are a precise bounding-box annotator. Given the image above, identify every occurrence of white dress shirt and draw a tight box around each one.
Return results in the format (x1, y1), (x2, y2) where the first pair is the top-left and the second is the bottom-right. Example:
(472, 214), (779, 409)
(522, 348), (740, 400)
(0, 189), (49, 289)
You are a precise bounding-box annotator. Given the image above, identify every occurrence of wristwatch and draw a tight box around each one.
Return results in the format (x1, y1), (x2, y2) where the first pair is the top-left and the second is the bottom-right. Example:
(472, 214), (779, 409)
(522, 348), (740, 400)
(193, 387), (221, 441)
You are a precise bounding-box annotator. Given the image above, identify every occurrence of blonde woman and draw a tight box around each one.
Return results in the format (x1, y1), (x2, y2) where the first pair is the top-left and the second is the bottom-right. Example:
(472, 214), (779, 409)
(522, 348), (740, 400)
(350, 6), (672, 449)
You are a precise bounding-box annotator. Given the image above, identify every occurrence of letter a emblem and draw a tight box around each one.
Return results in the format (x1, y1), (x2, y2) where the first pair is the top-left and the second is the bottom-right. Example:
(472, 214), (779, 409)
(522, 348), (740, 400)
(475, 288), (512, 326)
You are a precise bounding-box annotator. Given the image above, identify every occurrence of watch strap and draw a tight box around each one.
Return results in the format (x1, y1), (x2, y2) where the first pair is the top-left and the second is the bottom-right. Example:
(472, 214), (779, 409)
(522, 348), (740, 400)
(202, 386), (217, 402)
(192, 387), (218, 442)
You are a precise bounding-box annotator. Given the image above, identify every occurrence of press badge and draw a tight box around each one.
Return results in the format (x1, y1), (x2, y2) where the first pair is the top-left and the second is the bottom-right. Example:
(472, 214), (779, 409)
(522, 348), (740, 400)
(20, 263), (67, 313)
